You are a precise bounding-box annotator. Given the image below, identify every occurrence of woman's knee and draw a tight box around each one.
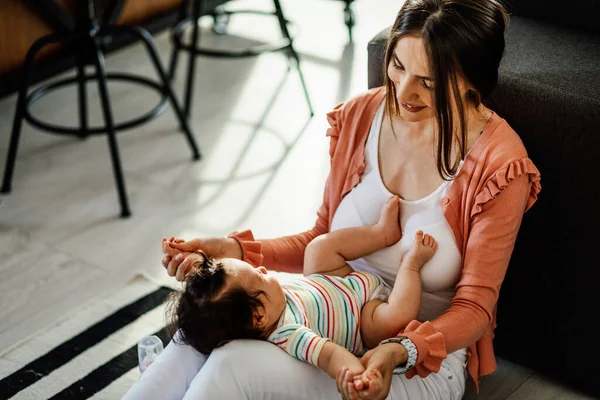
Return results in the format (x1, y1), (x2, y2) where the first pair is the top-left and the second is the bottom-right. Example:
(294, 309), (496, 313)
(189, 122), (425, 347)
(200, 340), (289, 380)
(185, 340), (338, 399)
(184, 340), (283, 399)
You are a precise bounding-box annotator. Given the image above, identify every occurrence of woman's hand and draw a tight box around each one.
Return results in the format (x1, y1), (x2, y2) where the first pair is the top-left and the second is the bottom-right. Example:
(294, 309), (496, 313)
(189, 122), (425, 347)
(349, 342), (408, 400)
(161, 236), (242, 281)
(336, 367), (361, 400)
(337, 368), (386, 400)
(171, 250), (210, 280)
(336, 342), (407, 399)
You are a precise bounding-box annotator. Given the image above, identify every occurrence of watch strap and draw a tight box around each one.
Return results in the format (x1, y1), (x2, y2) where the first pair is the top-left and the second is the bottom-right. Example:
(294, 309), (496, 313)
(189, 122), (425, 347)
(379, 336), (418, 375)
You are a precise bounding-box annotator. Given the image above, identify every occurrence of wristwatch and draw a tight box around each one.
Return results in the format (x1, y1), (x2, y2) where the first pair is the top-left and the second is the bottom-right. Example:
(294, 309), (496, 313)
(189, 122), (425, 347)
(379, 336), (418, 375)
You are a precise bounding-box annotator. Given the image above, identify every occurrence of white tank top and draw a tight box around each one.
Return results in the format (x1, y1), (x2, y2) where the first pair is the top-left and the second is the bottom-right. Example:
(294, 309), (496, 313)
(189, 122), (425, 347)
(330, 102), (463, 321)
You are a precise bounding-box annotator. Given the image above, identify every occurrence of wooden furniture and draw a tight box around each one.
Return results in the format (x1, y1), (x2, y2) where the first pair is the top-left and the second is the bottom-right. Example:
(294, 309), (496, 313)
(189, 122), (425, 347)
(0, 0), (179, 78)
(1, 0), (202, 218)
(0, 0), (232, 99)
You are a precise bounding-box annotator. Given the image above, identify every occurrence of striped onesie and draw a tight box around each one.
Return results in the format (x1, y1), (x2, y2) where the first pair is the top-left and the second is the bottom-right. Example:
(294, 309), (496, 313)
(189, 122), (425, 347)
(266, 271), (388, 367)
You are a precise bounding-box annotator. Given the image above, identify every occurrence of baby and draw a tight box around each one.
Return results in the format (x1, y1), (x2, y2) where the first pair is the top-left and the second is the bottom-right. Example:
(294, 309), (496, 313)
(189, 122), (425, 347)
(164, 195), (437, 388)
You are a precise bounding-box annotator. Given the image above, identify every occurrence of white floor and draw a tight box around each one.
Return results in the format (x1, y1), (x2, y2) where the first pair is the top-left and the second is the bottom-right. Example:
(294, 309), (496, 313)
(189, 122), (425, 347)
(0, 0), (400, 352)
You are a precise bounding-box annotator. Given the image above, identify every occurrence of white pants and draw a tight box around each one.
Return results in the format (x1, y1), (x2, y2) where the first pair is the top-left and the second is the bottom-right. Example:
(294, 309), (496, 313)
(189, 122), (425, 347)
(124, 332), (468, 400)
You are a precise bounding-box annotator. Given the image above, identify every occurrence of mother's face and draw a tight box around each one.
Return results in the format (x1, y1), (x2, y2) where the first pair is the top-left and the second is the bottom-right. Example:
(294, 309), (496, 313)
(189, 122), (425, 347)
(387, 35), (475, 124)
(387, 36), (435, 123)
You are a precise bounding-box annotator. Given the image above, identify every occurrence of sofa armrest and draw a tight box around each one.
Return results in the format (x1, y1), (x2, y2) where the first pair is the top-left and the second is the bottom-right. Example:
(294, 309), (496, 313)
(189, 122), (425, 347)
(367, 27), (390, 89)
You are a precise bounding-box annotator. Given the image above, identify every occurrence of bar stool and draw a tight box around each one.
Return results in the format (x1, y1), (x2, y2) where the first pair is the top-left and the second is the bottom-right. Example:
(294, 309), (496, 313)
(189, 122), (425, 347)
(1, 0), (201, 218)
(211, 1), (356, 41)
(340, 0), (356, 42)
(167, 0), (314, 119)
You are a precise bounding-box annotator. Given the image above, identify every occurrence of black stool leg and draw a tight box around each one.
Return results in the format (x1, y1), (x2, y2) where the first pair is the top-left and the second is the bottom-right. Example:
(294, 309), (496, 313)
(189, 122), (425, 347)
(76, 51), (89, 139)
(211, 5), (229, 35)
(1, 33), (65, 194)
(343, 0), (355, 43)
(272, 0), (314, 116)
(168, 0), (189, 81)
(183, 0), (204, 118)
(92, 44), (132, 218)
(112, 25), (201, 160)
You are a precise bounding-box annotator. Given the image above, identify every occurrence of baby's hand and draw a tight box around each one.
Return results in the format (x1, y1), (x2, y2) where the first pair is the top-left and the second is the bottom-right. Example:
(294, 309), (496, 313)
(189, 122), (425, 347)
(162, 237), (185, 257)
(336, 367), (367, 399)
(353, 370), (384, 397)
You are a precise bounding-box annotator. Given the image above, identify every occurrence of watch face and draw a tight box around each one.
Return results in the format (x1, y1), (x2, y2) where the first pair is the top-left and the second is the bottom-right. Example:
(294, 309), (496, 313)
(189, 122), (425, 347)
(382, 336), (407, 344)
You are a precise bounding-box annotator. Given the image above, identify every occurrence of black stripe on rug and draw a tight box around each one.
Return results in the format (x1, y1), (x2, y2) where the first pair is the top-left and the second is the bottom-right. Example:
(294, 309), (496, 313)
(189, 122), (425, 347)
(48, 327), (171, 400)
(0, 287), (173, 400)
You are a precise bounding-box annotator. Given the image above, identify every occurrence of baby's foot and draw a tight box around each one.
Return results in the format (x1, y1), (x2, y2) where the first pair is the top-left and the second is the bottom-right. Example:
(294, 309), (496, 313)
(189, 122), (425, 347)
(401, 231), (438, 271)
(375, 195), (402, 246)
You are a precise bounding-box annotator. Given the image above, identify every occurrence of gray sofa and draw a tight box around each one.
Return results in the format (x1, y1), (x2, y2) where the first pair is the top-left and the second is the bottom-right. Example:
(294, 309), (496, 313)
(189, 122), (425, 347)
(367, 5), (600, 400)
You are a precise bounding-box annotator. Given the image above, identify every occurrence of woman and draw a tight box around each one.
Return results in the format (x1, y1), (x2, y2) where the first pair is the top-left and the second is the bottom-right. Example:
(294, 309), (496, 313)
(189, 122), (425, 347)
(125, 0), (541, 399)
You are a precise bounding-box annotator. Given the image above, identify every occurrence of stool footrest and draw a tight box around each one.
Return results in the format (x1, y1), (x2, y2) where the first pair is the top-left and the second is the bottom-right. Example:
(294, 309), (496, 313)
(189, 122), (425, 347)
(25, 73), (168, 136)
(172, 10), (295, 58)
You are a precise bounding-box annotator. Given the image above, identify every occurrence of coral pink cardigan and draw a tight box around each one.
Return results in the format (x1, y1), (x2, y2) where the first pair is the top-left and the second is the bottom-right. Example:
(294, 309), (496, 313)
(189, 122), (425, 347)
(230, 87), (541, 390)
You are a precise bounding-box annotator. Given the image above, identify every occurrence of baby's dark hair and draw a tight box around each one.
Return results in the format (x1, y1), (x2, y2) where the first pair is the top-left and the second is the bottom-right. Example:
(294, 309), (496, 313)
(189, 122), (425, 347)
(165, 252), (267, 354)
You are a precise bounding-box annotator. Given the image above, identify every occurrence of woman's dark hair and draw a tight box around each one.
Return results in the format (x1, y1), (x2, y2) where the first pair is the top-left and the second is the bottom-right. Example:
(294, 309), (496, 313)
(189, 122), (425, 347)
(384, 0), (508, 179)
(166, 252), (267, 355)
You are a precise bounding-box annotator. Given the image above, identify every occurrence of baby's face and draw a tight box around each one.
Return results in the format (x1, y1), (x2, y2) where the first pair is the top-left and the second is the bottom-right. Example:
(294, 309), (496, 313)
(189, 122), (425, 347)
(222, 259), (286, 327)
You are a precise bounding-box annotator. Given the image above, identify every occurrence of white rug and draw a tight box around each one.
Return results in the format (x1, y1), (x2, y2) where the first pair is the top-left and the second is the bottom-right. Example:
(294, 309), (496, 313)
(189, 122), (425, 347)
(0, 273), (178, 400)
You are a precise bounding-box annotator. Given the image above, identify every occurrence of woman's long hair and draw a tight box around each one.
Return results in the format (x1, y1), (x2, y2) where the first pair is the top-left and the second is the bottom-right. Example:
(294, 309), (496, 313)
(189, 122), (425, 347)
(384, 0), (508, 179)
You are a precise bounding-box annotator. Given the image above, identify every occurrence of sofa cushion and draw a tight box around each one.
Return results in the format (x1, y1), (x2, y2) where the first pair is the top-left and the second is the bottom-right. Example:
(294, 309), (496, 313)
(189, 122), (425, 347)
(367, 18), (600, 101)
(507, 0), (600, 35)
(367, 27), (389, 90)
(486, 17), (600, 399)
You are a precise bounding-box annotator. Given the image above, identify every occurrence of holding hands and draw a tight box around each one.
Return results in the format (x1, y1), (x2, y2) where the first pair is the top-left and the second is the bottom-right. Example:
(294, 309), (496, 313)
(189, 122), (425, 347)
(337, 367), (386, 400)
(336, 342), (408, 400)
(161, 236), (242, 281)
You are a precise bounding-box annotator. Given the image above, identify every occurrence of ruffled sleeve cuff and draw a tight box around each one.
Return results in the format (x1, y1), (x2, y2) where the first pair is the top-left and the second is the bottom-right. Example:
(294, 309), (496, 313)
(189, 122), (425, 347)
(401, 321), (447, 379)
(472, 158), (541, 217)
(227, 230), (264, 267)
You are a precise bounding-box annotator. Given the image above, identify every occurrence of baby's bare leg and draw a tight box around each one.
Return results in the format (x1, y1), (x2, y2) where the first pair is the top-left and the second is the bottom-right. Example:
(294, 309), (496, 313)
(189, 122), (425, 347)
(360, 231), (437, 348)
(304, 196), (401, 276)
